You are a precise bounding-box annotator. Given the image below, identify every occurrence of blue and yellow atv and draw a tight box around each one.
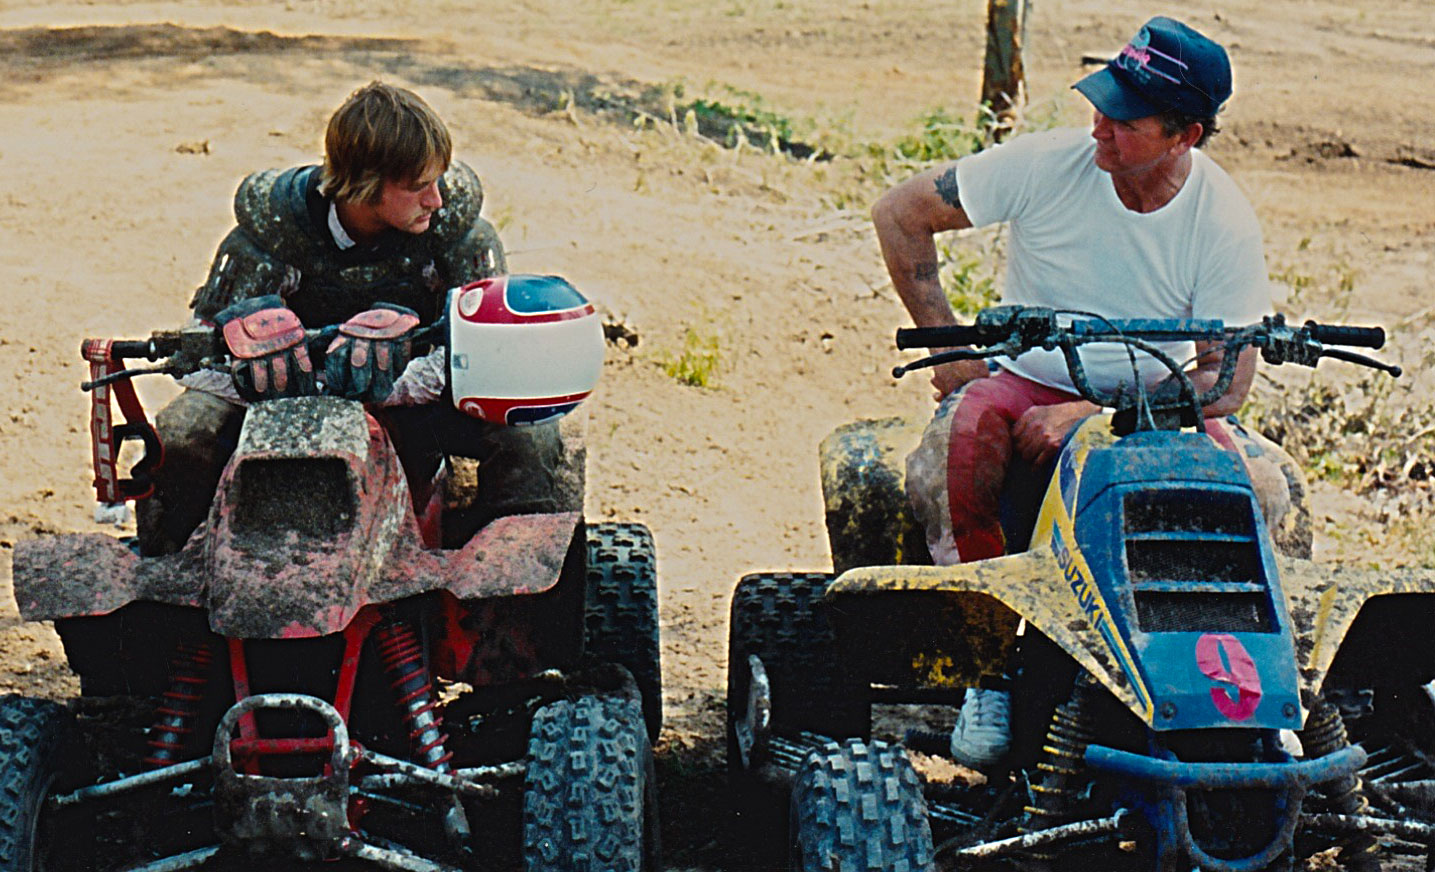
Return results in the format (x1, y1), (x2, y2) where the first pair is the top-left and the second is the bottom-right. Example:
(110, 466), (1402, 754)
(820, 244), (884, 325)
(727, 306), (1435, 871)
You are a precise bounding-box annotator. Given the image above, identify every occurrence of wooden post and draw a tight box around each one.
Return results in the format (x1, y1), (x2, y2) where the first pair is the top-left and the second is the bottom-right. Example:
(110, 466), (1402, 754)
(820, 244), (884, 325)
(981, 0), (1026, 141)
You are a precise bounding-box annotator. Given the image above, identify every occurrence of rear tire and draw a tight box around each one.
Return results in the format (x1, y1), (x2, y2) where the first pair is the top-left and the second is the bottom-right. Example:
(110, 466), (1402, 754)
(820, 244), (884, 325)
(789, 738), (933, 872)
(522, 694), (658, 872)
(0, 695), (85, 872)
(585, 523), (663, 742)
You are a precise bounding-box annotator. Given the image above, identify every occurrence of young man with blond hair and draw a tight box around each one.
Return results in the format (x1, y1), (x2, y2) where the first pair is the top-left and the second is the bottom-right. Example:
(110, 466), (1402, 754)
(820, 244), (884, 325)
(138, 82), (578, 555)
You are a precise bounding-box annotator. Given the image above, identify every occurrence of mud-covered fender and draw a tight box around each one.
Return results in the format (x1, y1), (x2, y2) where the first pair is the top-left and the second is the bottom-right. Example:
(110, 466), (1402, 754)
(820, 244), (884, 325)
(15, 396), (578, 641)
(375, 511), (580, 604)
(1280, 556), (1435, 701)
(13, 534), (205, 618)
(827, 555), (1152, 715)
(819, 417), (930, 573)
(13, 510), (579, 639)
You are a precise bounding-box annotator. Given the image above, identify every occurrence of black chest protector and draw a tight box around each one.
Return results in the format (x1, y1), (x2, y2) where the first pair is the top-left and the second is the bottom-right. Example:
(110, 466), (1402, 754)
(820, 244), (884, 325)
(193, 162), (503, 327)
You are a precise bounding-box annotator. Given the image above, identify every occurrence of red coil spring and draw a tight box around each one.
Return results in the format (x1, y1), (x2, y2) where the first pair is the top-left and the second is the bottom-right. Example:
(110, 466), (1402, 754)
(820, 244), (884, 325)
(144, 640), (214, 769)
(374, 621), (453, 771)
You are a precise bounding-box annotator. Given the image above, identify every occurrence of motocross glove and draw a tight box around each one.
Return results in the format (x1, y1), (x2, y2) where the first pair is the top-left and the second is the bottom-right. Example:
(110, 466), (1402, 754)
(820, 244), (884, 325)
(324, 303), (422, 403)
(213, 295), (316, 402)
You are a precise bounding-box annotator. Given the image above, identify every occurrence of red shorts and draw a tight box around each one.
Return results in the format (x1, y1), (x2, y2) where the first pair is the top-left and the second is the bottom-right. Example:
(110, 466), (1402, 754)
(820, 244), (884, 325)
(904, 370), (1309, 564)
(943, 370), (1081, 562)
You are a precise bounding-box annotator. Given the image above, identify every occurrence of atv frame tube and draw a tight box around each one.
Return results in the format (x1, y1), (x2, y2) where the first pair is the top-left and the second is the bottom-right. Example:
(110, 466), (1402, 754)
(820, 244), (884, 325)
(1086, 743), (1367, 872)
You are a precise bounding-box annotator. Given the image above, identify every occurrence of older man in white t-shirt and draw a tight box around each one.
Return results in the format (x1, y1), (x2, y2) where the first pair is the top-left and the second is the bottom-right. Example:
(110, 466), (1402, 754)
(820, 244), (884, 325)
(871, 16), (1304, 768)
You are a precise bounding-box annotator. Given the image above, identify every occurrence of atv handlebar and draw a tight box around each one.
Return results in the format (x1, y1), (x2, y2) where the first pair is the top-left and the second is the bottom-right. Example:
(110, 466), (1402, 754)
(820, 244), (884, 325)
(78, 319), (448, 506)
(80, 320), (448, 392)
(895, 324), (988, 350)
(109, 339), (171, 360)
(894, 306), (1400, 434)
(1303, 321), (1384, 349)
(896, 310), (1392, 357)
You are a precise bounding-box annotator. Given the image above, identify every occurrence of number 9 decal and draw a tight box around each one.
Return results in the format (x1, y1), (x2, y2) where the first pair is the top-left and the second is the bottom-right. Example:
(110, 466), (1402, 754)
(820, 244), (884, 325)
(1195, 633), (1262, 721)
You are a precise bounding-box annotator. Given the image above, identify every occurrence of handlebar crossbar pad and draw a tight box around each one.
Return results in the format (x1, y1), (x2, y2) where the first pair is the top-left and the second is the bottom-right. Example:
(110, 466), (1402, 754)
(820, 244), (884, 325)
(1305, 321), (1385, 349)
(896, 325), (985, 349)
(1067, 318), (1227, 340)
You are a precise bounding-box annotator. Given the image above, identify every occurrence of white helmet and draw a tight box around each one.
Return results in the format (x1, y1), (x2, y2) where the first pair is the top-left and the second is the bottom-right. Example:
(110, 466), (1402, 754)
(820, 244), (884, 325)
(447, 274), (605, 426)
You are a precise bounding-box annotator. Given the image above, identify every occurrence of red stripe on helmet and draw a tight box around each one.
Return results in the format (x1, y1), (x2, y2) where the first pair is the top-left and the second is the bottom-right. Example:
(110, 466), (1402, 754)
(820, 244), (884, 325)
(455, 276), (596, 325)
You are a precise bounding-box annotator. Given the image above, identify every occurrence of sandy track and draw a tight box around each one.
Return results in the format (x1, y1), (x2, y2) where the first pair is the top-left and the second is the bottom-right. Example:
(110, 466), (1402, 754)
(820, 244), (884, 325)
(1, 1), (1432, 867)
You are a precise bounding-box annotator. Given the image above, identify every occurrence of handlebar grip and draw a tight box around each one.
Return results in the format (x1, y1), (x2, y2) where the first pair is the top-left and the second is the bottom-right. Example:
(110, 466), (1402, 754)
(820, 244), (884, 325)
(1305, 321), (1385, 349)
(896, 325), (985, 350)
(109, 340), (161, 360)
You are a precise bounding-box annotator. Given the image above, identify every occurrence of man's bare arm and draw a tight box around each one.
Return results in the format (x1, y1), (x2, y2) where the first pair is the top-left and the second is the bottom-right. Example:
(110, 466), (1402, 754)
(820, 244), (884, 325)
(1188, 342), (1258, 418)
(871, 163), (982, 396)
(872, 164), (973, 323)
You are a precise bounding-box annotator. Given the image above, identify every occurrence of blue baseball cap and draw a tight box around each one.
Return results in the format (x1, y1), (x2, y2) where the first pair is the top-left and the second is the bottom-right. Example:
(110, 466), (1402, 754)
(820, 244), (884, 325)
(1074, 17), (1232, 120)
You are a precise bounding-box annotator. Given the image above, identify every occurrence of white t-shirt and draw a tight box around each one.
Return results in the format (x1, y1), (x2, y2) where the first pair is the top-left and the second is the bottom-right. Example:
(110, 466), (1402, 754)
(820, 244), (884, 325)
(955, 126), (1272, 394)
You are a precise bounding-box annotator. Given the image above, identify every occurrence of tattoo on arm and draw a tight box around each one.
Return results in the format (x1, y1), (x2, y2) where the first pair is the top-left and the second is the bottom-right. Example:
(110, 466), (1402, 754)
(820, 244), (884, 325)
(911, 261), (940, 282)
(934, 167), (962, 210)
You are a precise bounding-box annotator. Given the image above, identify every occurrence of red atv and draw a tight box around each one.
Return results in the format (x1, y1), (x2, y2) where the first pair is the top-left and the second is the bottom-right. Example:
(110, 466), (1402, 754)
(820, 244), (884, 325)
(1, 312), (661, 871)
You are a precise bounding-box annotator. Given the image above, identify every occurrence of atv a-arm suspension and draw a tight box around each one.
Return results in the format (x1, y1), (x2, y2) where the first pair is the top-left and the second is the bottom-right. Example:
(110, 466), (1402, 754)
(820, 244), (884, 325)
(1080, 743), (1434, 872)
(50, 693), (527, 872)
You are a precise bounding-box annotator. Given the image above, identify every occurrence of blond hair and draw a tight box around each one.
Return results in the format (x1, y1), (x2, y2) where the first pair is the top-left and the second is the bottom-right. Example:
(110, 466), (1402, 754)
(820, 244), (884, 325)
(320, 82), (452, 204)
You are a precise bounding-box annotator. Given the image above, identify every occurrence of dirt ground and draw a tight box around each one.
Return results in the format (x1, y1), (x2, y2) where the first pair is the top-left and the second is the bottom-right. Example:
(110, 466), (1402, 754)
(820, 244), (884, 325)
(0, 0), (1432, 868)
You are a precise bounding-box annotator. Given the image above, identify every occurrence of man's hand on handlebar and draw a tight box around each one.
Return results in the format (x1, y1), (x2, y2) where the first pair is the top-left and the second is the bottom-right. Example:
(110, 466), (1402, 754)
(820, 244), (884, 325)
(213, 295), (316, 402)
(324, 304), (422, 403)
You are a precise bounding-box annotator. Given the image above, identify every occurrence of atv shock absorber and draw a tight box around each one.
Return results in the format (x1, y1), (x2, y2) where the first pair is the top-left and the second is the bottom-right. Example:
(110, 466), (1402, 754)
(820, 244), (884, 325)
(374, 620), (471, 848)
(1021, 674), (1097, 857)
(145, 639), (215, 769)
(1300, 697), (1379, 871)
(375, 620), (454, 771)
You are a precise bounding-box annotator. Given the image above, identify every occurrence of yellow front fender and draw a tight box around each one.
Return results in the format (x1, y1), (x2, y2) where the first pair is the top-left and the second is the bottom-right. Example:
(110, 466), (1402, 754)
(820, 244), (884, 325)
(829, 551), (1153, 721)
(1280, 556), (1435, 699)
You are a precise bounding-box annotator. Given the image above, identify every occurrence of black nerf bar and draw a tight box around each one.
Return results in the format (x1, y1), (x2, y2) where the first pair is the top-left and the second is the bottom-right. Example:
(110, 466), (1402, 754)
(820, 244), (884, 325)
(896, 325), (986, 350)
(1305, 321), (1384, 349)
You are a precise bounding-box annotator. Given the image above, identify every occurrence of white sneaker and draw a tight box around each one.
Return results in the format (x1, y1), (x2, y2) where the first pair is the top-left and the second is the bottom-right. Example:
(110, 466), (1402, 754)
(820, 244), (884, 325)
(949, 687), (1011, 769)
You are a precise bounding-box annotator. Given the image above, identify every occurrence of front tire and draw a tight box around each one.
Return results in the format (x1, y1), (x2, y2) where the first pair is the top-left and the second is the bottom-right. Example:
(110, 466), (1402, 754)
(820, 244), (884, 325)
(0, 695), (83, 872)
(726, 572), (867, 782)
(789, 738), (933, 872)
(522, 694), (658, 871)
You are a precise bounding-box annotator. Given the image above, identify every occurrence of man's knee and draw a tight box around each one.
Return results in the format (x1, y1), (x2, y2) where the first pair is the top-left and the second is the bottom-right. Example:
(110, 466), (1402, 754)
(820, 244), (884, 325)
(139, 390), (245, 555)
(448, 411), (586, 519)
(907, 386), (973, 565)
(1219, 419), (1312, 559)
(479, 420), (584, 514)
(155, 389), (245, 469)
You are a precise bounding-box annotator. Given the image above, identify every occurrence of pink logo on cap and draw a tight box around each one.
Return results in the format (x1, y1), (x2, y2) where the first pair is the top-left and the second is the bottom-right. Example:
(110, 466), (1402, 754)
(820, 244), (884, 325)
(1117, 27), (1186, 85)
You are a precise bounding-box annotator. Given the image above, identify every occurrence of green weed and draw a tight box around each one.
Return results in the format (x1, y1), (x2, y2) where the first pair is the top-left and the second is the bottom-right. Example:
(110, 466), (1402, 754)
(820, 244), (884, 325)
(689, 92), (793, 144)
(862, 94), (1073, 178)
(1246, 362), (1435, 500)
(1269, 265), (1316, 298)
(646, 80), (831, 158)
(1268, 250), (1359, 316)
(659, 327), (722, 388)
(489, 205), (515, 233)
(887, 108), (989, 164)
(938, 239), (1000, 317)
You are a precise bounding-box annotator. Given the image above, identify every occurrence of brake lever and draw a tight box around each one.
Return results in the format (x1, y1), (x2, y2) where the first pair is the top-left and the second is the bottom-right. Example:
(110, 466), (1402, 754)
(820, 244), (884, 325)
(892, 346), (1002, 379)
(81, 365), (181, 392)
(1321, 348), (1402, 377)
